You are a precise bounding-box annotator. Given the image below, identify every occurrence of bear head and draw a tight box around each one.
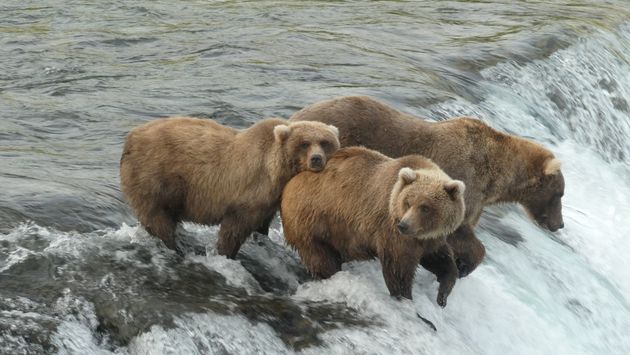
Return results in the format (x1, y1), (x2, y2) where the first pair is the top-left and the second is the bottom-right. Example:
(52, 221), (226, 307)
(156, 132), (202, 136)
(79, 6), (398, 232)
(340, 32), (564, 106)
(274, 121), (340, 173)
(521, 157), (565, 232)
(389, 166), (466, 239)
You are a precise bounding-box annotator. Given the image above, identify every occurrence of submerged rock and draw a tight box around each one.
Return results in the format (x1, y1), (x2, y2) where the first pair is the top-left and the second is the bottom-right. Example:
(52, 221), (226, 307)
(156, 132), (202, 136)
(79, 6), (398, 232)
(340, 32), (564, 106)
(0, 228), (373, 352)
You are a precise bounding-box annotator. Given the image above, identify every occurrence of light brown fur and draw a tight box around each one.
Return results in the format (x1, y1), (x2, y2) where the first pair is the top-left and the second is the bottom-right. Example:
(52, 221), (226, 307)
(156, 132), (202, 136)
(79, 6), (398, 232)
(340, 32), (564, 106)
(281, 147), (465, 306)
(120, 116), (339, 257)
(290, 96), (565, 276)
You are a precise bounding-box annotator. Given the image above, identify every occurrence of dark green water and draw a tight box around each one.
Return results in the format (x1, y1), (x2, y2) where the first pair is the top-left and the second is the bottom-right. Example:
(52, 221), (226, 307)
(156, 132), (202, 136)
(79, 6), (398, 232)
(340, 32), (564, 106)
(2, 1), (630, 354)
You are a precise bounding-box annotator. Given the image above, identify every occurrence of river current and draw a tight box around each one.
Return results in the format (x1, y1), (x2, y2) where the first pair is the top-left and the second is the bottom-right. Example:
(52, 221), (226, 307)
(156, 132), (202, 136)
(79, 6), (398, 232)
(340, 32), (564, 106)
(1, 1), (630, 354)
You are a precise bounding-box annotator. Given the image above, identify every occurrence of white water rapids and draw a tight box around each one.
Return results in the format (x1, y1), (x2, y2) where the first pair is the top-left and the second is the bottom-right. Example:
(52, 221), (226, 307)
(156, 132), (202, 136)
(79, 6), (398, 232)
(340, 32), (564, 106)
(2, 17), (629, 355)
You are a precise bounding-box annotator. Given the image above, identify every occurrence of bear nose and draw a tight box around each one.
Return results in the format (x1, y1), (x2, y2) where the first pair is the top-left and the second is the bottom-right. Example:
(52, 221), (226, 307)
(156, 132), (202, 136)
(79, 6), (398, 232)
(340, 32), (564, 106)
(310, 154), (323, 167)
(550, 222), (564, 232)
(397, 221), (409, 234)
(456, 258), (471, 278)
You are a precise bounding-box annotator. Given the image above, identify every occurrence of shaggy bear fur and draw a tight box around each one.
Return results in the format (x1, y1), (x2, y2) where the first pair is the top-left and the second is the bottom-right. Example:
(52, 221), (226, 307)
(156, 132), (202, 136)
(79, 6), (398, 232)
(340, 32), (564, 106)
(281, 147), (465, 306)
(290, 95), (565, 276)
(120, 116), (340, 258)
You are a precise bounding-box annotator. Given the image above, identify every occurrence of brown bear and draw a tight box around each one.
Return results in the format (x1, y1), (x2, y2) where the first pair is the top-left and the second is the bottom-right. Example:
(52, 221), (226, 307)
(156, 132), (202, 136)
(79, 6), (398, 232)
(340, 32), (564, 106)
(281, 147), (466, 306)
(120, 116), (340, 258)
(290, 95), (565, 277)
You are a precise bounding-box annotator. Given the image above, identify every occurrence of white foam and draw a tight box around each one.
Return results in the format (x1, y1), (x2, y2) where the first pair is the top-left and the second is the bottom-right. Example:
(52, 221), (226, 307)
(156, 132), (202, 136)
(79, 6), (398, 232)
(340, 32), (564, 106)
(412, 24), (630, 354)
(187, 254), (262, 292)
(554, 142), (630, 296)
(127, 314), (289, 355)
(0, 246), (34, 273)
(52, 320), (116, 355)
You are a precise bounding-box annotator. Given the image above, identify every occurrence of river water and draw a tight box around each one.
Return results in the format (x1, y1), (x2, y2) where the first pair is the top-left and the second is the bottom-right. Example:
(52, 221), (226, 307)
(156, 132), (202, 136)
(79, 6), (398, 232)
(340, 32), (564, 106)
(1, 1), (630, 354)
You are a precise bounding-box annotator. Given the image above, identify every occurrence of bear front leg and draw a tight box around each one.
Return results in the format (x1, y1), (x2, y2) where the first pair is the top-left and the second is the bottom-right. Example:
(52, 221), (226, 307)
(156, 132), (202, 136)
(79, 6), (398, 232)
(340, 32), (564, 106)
(255, 213), (275, 236)
(216, 213), (258, 259)
(420, 244), (457, 307)
(380, 249), (417, 300)
(447, 224), (486, 278)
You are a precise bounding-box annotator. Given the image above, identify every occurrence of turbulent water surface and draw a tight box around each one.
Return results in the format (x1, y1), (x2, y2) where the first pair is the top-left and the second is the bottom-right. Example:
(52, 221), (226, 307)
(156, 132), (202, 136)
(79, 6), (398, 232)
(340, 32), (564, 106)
(2, 1), (630, 354)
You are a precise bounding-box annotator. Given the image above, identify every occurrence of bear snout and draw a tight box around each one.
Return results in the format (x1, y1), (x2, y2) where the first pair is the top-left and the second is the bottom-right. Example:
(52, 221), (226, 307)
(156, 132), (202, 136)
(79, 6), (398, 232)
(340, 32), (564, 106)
(309, 154), (325, 171)
(397, 221), (411, 235)
(535, 212), (564, 232)
(547, 208), (565, 232)
(547, 220), (564, 232)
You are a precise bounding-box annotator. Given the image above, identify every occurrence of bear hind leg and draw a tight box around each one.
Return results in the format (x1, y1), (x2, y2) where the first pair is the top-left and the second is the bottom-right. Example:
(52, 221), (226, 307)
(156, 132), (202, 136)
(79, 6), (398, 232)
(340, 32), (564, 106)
(299, 240), (342, 280)
(141, 209), (178, 250)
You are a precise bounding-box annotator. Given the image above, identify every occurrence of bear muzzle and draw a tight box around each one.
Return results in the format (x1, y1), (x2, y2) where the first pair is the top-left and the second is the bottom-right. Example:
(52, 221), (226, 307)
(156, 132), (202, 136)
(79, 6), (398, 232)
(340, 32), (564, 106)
(397, 221), (411, 235)
(546, 220), (564, 232)
(535, 212), (564, 232)
(308, 154), (325, 171)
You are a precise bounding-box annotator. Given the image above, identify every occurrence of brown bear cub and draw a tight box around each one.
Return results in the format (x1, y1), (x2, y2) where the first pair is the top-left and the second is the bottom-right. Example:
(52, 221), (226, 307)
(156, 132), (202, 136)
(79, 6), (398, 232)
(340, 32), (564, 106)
(281, 147), (466, 306)
(290, 96), (565, 277)
(120, 116), (340, 258)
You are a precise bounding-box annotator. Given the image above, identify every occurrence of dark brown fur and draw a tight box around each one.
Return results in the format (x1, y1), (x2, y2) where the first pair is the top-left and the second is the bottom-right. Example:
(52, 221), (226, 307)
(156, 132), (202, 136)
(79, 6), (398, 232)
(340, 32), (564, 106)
(120, 116), (339, 257)
(281, 147), (465, 306)
(290, 96), (565, 276)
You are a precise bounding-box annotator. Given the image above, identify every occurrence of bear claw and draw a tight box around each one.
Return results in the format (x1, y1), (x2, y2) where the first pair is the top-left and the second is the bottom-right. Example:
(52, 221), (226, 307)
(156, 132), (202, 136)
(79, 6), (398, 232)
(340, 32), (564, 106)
(437, 293), (448, 308)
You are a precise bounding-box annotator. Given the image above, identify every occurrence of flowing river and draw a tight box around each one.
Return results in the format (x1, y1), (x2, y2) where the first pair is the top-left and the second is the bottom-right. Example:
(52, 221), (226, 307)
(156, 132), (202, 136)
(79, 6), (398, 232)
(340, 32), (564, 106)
(1, 1), (630, 354)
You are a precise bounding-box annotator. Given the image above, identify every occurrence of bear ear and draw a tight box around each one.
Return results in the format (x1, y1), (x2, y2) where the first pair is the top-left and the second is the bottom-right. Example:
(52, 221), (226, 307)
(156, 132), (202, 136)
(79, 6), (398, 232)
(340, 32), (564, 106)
(398, 167), (417, 185)
(543, 158), (561, 176)
(444, 180), (465, 201)
(273, 125), (291, 143)
(328, 125), (339, 137)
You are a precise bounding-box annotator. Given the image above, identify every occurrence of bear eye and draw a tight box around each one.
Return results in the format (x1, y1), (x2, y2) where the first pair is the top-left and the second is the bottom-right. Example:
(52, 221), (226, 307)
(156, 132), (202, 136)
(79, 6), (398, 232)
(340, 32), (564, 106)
(300, 141), (310, 149)
(320, 140), (330, 149)
(403, 201), (410, 210)
(420, 205), (431, 214)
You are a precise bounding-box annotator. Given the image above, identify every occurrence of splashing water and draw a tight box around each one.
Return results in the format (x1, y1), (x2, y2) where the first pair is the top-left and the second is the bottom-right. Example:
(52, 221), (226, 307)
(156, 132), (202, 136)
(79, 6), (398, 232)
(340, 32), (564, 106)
(1, 2), (630, 354)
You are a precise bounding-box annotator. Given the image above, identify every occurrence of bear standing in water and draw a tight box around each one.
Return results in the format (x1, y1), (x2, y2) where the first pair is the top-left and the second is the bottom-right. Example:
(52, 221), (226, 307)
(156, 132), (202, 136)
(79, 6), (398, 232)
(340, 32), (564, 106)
(290, 95), (565, 277)
(120, 117), (340, 258)
(281, 147), (466, 306)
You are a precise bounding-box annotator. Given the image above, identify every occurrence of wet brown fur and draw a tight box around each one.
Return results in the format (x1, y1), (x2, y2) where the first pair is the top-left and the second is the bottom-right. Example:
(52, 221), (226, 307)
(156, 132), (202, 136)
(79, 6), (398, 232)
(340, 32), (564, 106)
(281, 147), (465, 306)
(290, 96), (565, 276)
(120, 116), (339, 257)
